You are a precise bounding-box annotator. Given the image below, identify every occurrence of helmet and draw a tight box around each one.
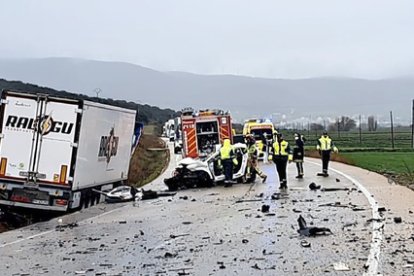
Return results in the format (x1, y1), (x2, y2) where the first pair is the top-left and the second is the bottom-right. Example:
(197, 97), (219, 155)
(245, 134), (255, 144)
(322, 131), (328, 136)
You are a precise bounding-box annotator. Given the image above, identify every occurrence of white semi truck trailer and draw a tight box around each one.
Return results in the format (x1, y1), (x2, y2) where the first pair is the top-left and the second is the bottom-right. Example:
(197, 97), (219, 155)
(0, 90), (136, 212)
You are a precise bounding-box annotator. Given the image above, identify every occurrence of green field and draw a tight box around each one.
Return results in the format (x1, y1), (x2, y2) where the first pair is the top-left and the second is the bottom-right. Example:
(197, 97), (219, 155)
(281, 129), (413, 149)
(338, 151), (414, 186)
(340, 152), (414, 174)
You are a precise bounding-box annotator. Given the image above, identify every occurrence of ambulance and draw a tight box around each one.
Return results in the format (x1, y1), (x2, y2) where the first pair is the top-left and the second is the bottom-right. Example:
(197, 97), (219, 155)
(243, 119), (275, 160)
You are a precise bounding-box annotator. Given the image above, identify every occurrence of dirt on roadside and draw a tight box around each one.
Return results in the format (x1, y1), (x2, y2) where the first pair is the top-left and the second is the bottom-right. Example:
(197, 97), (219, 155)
(128, 134), (170, 187)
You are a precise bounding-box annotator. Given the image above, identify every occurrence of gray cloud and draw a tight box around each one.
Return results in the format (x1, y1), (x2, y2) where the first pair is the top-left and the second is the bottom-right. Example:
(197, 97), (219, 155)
(1, 0), (414, 79)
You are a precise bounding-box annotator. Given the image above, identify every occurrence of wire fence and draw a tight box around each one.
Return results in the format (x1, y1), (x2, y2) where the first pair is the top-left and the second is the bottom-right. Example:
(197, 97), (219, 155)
(281, 129), (413, 150)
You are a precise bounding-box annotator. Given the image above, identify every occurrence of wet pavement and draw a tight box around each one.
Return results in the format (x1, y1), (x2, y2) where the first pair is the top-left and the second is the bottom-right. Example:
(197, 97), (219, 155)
(0, 146), (413, 276)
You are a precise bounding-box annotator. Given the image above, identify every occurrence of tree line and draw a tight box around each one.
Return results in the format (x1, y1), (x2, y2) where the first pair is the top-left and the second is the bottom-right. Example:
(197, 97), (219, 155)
(310, 116), (378, 132)
(0, 79), (178, 125)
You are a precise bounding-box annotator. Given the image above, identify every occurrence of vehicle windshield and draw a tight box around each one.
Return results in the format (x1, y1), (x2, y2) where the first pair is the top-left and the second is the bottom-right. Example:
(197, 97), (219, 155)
(251, 128), (272, 141)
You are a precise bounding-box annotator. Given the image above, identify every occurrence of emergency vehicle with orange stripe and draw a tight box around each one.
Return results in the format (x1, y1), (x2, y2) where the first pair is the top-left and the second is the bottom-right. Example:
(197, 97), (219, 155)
(181, 108), (233, 159)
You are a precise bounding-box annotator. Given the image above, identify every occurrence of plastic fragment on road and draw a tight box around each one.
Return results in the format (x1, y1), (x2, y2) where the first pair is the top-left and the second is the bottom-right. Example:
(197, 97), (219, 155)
(300, 240), (311, 248)
(333, 262), (350, 271)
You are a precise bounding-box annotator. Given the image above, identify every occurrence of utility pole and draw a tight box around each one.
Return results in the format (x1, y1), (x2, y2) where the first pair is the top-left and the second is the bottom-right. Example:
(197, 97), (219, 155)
(412, 99), (414, 149)
(337, 118), (340, 138)
(94, 88), (101, 98)
(390, 111), (395, 149)
(359, 115), (362, 144)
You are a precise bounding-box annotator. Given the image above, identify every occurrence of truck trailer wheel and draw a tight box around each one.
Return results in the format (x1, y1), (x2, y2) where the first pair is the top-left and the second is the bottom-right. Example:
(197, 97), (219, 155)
(81, 191), (92, 209)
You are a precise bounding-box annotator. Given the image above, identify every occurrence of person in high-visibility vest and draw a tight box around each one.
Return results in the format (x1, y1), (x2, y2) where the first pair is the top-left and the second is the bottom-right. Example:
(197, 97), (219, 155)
(316, 131), (339, 177)
(220, 139), (238, 187)
(293, 133), (306, 179)
(245, 135), (267, 183)
(271, 133), (292, 189)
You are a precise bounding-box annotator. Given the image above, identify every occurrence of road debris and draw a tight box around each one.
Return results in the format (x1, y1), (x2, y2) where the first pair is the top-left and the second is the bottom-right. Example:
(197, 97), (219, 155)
(94, 186), (176, 203)
(170, 233), (190, 239)
(342, 222), (358, 230)
(333, 262), (350, 271)
(164, 252), (177, 258)
(319, 202), (363, 211)
(261, 205), (270, 213)
(56, 222), (79, 231)
(297, 215), (332, 237)
(321, 187), (350, 192)
(394, 217), (402, 224)
(235, 199), (262, 203)
(271, 192), (289, 200)
(300, 240), (311, 248)
(309, 182), (321, 190)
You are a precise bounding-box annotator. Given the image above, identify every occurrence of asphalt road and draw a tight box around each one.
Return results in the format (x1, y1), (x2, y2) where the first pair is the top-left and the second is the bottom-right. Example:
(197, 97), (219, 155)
(1, 143), (414, 276)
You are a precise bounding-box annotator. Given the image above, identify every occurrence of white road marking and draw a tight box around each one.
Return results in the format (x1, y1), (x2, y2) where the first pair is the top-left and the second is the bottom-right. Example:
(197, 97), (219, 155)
(0, 141), (177, 249)
(0, 205), (128, 249)
(0, 230), (54, 248)
(307, 160), (383, 276)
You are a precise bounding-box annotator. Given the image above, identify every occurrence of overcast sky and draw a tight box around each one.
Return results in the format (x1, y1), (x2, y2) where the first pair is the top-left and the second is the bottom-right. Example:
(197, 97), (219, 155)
(1, 0), (413, 79)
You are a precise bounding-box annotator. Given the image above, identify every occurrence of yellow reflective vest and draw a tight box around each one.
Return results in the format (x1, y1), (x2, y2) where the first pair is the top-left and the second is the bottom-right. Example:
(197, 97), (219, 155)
(317, 136), (338, 151)
(273, 140), (290, 157)
(248, 144), (258, 158)
(220, 139), (235, 160)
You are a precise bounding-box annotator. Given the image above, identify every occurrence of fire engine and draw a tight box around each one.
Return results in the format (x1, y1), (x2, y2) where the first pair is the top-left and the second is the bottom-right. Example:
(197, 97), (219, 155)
(181, 108), (233, 159)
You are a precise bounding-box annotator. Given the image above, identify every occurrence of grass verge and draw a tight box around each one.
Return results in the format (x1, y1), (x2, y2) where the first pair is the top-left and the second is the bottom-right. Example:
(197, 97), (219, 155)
(306, 150), (414, 187)
(128, 134), (169, 187)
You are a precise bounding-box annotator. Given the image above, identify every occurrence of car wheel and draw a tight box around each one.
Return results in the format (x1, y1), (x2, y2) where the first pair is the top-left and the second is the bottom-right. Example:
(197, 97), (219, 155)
(199, 172), (213, 187)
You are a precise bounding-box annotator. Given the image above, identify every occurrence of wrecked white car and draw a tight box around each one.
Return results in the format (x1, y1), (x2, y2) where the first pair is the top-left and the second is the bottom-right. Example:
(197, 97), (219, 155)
(164, 143), (249, 191)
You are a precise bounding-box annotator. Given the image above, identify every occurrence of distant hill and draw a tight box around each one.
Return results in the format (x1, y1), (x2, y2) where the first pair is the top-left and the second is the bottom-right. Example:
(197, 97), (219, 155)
(0, 79), (177, 125)
(0, 58), (413, 124)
